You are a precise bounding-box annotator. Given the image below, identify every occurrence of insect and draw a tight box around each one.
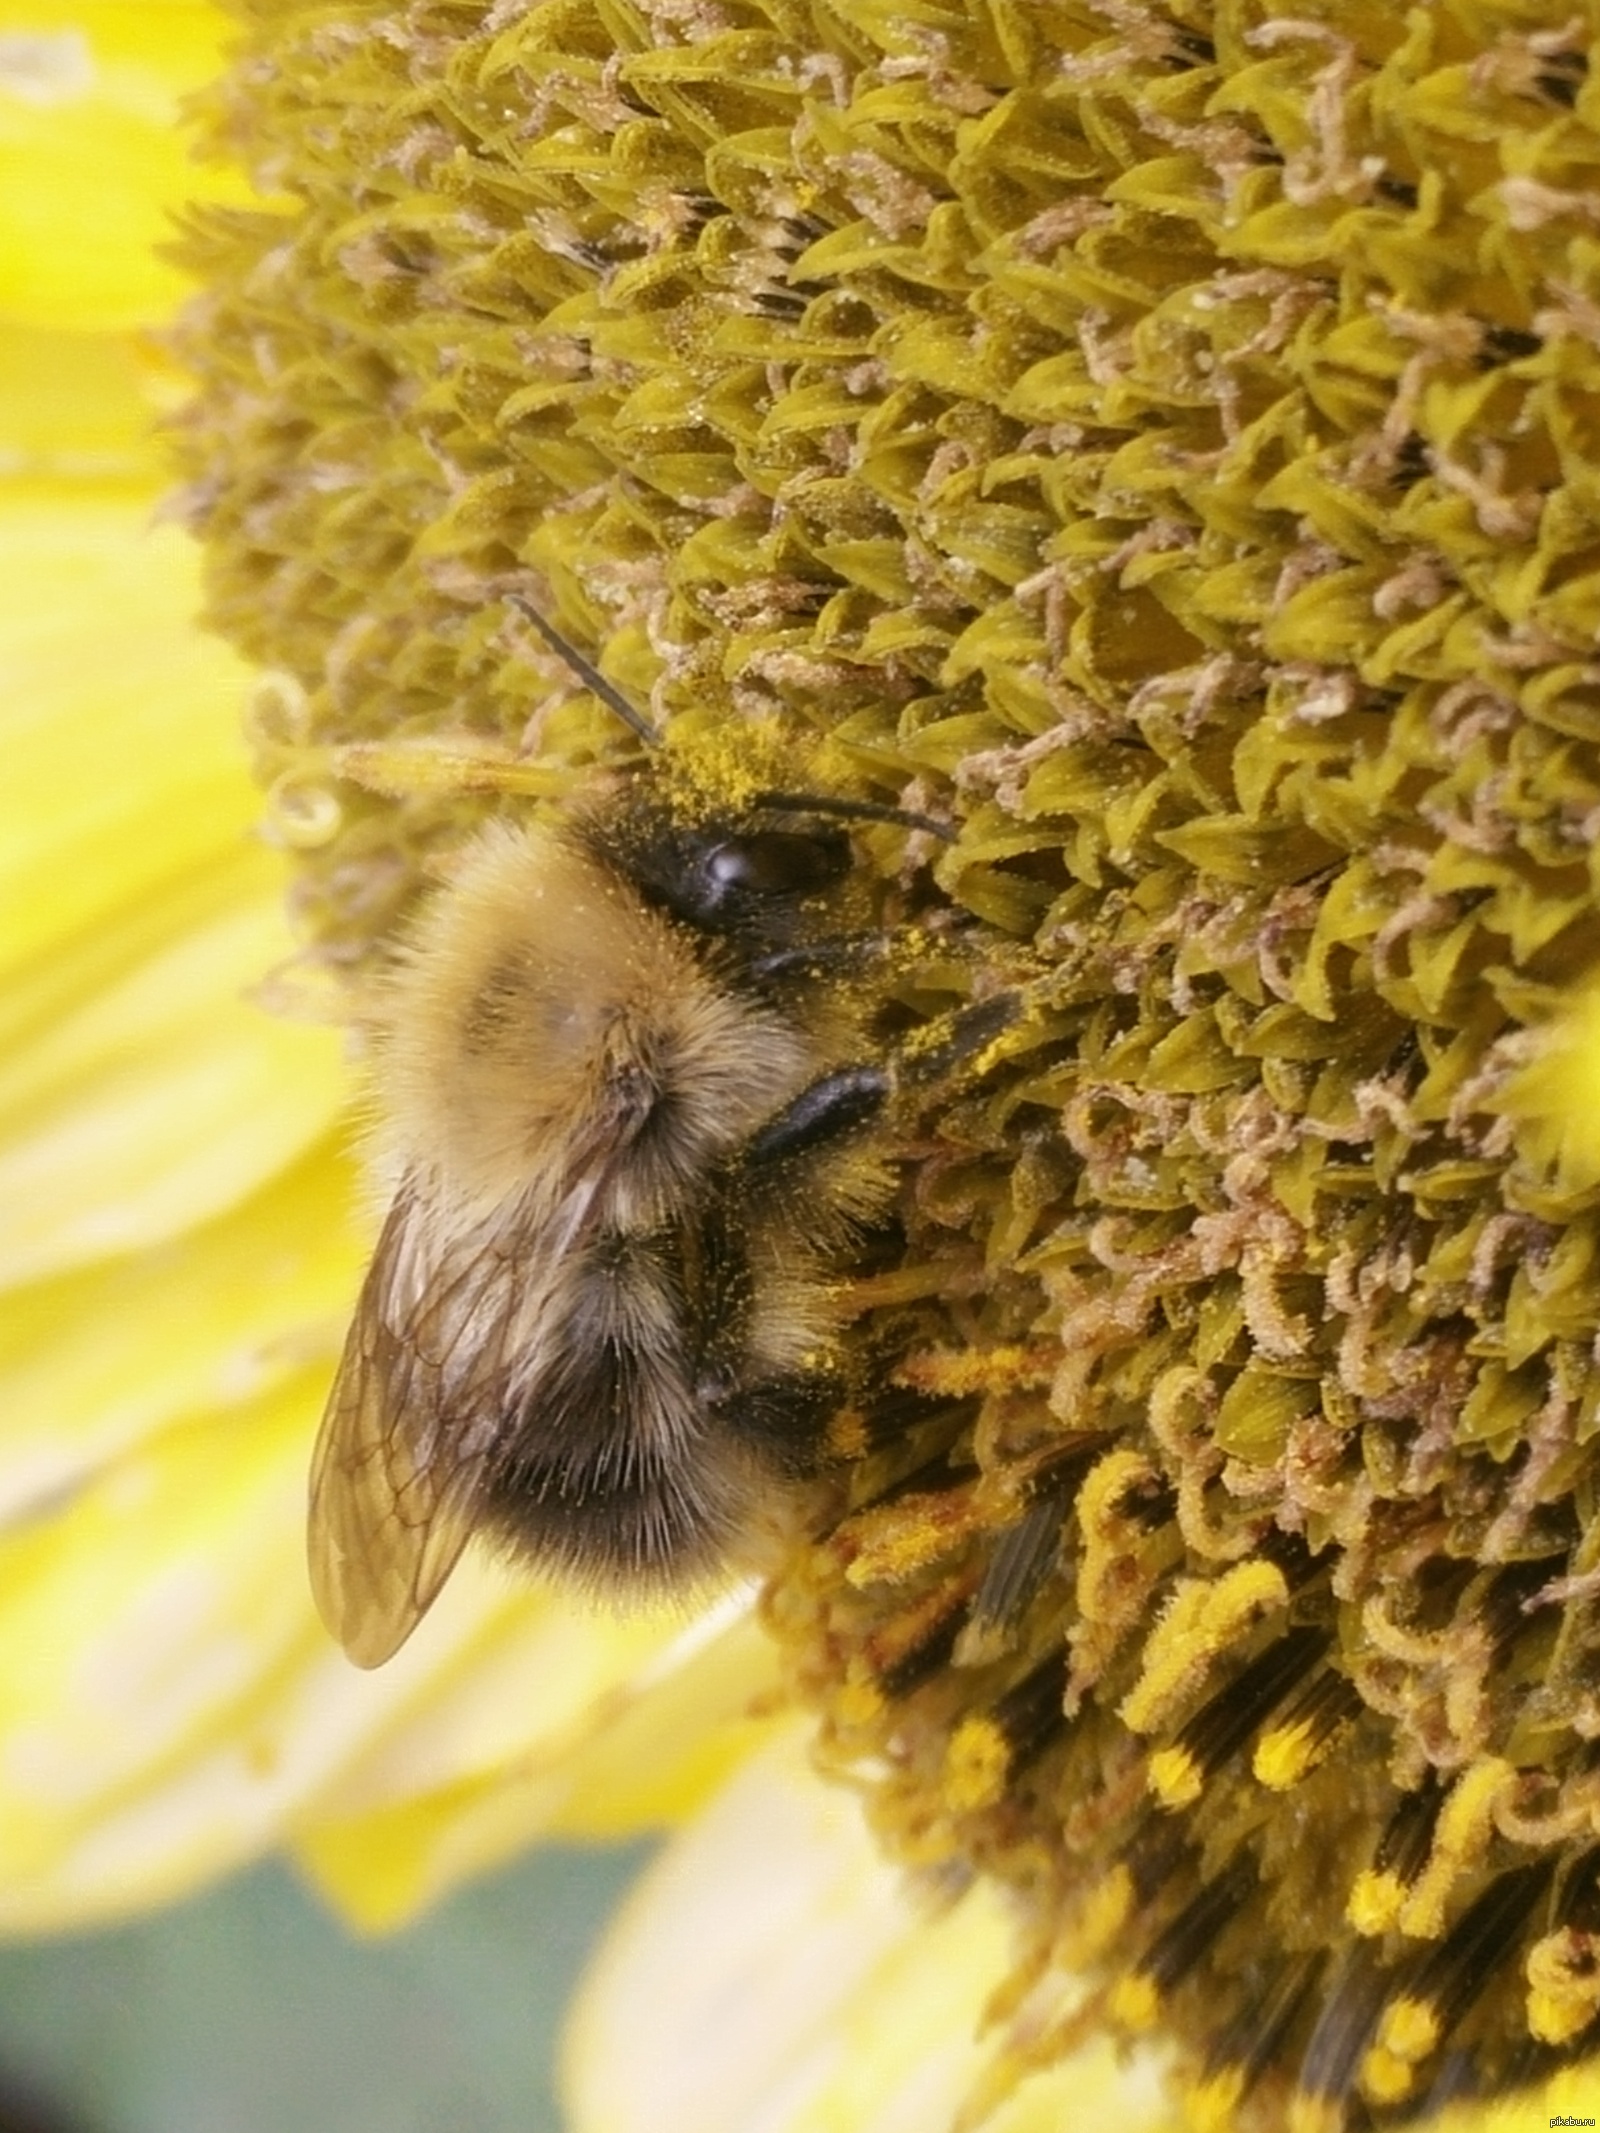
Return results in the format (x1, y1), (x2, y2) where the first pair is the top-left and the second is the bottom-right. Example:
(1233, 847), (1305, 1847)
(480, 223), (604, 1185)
(309, 599), (1008, 1666)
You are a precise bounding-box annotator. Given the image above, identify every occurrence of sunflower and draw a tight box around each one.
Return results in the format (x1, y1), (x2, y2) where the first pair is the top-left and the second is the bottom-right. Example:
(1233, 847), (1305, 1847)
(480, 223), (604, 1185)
(16, 0), (1600, 2130)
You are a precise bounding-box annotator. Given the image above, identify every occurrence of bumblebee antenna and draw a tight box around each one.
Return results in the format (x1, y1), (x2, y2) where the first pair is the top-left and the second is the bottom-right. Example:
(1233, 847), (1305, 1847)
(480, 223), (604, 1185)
(509, 596), (955, 842)
(509, 595), (662, 747)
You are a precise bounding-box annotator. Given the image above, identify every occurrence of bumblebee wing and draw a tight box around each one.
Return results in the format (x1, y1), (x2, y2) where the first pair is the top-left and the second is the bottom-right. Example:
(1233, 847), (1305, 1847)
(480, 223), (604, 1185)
(308, 1188), (512, 1668)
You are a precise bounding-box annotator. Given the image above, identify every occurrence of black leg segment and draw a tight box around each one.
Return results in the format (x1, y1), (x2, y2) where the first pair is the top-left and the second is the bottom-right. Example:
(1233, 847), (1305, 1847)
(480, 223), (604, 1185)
(746, 1064), (891, 1168)
(900, 992), (1018, 1086)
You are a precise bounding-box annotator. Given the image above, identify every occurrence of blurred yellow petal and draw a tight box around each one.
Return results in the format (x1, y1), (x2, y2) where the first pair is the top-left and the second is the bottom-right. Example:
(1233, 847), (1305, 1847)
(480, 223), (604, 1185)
(0, 1248), (712, 1931)
(536, 1600), (782, 1843)
(0, 1365), (584, 1930)
(0, 496), (258, 977)
(0, 1368), (330, 1928)
(0, 323), (162, 480)
(0, 484), (348, 1268)
(0, 3), (247, 333)
(0, 1133), (358, 1517)
(563, 1734), (1178, 2133)
(296, 1599), (784, 1931)
(0, 863), (346, 1284)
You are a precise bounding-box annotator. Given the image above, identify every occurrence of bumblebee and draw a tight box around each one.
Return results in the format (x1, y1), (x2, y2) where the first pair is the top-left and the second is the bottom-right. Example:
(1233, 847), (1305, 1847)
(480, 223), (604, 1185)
(309, 608), (1004, 1666)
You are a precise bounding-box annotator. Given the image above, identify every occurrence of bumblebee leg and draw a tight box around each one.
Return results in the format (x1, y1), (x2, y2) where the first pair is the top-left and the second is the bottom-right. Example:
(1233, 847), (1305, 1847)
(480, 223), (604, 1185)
(899, 991), (1019, 1085)
(745, 993), (1019, 1171)
(746, 1065), (890, 1167)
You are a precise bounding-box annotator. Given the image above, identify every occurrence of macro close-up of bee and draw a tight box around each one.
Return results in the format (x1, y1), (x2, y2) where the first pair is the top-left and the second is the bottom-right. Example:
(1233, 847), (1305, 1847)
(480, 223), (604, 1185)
(14, 0), (1600, 2125)
(309, 601), (1015, 1668)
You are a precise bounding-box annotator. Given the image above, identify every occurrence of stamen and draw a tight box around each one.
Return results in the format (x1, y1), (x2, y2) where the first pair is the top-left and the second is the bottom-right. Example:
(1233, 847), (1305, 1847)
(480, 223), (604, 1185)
(943, 1647), (1069, 1813)
(1363, 1863), (1551, 2104)
(821, 1387), (973, 1466)
(1148, 1626), (1330, 1811)
(1112, 1849), (1258, 2029)
(834, 1472), (984, 1588)
(1191, 1951), (1325, 2133)
(1347, 1777), (1445, 1936)
(1527, 1849), (1600, 2045)
(1067, 1823), (1201, 1969)
(1253, 1664), (1364, 1790)
(1290, 1948), (1394, 2133)
(956, 1495), (1066, 1664)
(1397, 1758), (1513, 1939)
(858, 1573), (983, 1706)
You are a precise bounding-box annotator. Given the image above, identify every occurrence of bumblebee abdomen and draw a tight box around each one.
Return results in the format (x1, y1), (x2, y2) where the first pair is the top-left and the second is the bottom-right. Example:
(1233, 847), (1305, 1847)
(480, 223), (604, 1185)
(481, 1249), (749, 1587)
(481, 1203), (839, 1586)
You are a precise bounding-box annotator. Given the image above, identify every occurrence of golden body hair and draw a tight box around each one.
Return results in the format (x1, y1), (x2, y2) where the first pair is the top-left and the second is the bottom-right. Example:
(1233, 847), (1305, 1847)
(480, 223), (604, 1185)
(310, 791), (907, 1665)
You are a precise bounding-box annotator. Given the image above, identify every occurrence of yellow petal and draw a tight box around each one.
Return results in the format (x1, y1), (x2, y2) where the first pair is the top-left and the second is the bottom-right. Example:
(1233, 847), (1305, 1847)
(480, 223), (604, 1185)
(0, 1179), (713, 1930)
(0, 855), (344, 1283)
(0, 1131), (359, 1517)
(0, 496), (259, 979)
(0, 1352), (683, 1929)
(0, 323), (164, 481)
(0, 483), (346, 1281)
(562, 1732), (1177, 2133)
(295, 1596), (784, 1930)
(0, 3), (245, 332)
(0, 1370), (326, 1928)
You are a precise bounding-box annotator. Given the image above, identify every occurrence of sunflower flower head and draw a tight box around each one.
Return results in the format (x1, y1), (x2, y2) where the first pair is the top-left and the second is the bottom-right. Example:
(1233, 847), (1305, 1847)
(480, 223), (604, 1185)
(176, 0), (1600, 2127)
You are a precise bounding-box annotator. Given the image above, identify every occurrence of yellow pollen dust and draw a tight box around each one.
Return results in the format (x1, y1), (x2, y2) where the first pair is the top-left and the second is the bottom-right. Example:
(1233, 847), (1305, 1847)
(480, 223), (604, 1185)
(1147, 1744), (1203, 1812)
(1357, 2040), (1424, 2108)
(1374, 1995), (1441, 2066)
(1108, 1970), (1161, 2033)
(1187, 2069), (1247, 2133)
(1346, 1868), (1407, 1939)
(1251, 1715), (1321, 1790)
(1398, 1758), (1510, 1941)
(1121, 1559), (1290, 1737)
(1526, 1928), (1600, 2046)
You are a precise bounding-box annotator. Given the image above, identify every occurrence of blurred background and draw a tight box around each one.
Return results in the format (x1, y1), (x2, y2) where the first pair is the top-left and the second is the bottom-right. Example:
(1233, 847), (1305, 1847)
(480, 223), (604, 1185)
(0, 1839), (652, 2133)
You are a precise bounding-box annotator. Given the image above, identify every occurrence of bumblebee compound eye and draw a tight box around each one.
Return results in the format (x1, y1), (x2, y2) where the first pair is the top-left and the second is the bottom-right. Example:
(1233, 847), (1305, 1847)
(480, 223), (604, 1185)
(700, 828), (851, 909)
